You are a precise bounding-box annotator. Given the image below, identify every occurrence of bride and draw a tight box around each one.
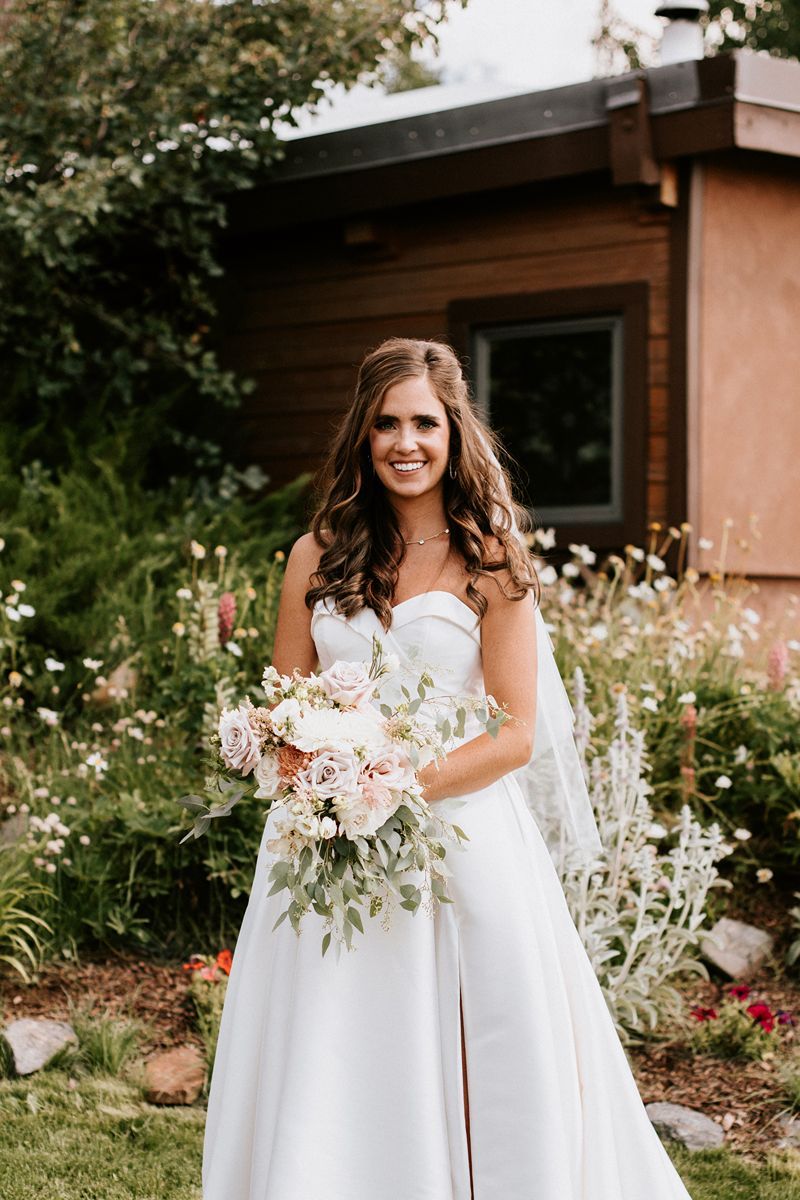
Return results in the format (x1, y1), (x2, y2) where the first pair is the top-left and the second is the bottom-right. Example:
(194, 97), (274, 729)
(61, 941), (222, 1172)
(202, 337), (694, 1199)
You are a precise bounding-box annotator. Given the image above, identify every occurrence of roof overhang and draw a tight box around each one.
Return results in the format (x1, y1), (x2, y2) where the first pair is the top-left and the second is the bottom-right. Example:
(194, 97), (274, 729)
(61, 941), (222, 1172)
(227, 50), (800, 232)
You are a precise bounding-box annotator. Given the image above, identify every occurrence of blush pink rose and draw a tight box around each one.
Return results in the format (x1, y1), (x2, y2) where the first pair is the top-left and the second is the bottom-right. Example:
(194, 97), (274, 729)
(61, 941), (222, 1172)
(316, 660), (376, 709)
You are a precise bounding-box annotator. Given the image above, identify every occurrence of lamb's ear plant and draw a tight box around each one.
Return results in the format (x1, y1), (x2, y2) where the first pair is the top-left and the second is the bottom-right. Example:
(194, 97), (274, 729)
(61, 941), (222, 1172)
(555, 676), (732, 1042)
(0, 843), (54, 983)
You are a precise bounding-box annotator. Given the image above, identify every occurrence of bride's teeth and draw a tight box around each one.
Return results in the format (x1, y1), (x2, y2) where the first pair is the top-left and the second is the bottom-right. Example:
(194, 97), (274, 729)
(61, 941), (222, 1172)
(392, 462), (425, 472)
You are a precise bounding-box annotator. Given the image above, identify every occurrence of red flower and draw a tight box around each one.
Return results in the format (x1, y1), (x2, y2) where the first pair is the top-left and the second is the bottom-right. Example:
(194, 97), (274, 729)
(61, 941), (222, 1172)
(746, 1002), (775, 1032)
(690, 1006), (718, 1022)
(777, 1010), (796, 1027)
(729, 984), (751, 1001)
(216, 949), (233, 976)
(182, 953), (206, 972)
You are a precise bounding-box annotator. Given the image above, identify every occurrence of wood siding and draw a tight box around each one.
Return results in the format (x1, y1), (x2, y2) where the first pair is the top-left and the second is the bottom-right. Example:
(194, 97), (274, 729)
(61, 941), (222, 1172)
(216, 175), (679, 539)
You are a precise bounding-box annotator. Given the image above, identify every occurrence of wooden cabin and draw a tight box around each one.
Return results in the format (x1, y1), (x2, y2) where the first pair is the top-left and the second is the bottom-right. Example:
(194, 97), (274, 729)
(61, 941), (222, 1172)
(217, 49), (800, 617)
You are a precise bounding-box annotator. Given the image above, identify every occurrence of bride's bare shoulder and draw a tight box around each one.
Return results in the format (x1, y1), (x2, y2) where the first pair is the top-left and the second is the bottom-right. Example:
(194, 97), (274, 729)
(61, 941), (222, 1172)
(285, 530), (329, 578)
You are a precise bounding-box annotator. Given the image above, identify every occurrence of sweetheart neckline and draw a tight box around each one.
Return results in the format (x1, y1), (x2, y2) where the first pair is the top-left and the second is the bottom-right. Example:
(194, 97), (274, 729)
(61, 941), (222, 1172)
(311, 589), (479, 626)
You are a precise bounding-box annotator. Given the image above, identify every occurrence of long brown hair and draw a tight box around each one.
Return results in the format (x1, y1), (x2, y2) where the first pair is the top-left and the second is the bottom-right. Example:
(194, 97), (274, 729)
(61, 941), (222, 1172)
(307, 337), (540, 628)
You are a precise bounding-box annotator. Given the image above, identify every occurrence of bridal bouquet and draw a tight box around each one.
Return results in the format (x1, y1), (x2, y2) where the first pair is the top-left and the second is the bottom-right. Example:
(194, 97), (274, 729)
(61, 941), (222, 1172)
(177, 636), (507, 956)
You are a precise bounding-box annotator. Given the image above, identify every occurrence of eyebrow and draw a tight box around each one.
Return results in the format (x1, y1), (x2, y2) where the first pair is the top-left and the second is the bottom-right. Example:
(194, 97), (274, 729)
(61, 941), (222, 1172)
(375, 412), (441, 422)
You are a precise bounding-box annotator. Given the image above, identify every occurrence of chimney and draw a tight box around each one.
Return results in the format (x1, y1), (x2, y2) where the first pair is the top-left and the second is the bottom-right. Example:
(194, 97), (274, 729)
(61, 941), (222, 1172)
(655, 1), (708, 64)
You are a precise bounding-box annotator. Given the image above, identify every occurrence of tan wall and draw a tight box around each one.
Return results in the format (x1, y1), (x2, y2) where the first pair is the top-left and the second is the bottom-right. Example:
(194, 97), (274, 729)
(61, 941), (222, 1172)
(218, 180), (675, 527)
(690, 157), (800, 583)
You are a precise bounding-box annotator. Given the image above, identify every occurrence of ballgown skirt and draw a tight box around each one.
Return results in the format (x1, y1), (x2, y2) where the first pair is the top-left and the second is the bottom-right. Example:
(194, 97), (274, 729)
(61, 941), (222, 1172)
(202, 768), (693, 1199)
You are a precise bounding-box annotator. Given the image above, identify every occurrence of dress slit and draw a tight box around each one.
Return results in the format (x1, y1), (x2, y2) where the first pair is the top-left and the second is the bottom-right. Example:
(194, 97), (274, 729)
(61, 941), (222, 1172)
(460, 987), (474, 1199)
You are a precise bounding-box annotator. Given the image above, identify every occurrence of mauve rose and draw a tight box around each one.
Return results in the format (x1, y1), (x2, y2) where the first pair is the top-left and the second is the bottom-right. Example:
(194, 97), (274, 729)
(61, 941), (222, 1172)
(295, 747), (361, 801)
(316, 660), (376, 709)
(218, 704), (261, 776)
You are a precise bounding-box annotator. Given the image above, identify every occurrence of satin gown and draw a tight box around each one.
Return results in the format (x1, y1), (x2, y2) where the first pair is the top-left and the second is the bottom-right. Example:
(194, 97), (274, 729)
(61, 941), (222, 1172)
(202, 591), (693, 1199)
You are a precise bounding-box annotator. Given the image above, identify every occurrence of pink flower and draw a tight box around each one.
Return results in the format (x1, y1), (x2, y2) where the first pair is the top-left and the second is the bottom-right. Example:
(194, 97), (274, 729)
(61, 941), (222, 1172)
(316, 660), (376, 709)
(218, 704), (262, 776)
(295, 747), (361, 801)
(359, 745), (414, 793)
(767, 640), (788, 691)
(218, 592), (237, 646)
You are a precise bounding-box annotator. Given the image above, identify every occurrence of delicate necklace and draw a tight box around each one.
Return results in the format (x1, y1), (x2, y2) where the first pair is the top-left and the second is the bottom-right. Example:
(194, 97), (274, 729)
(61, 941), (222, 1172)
(403, 526), (450, 546)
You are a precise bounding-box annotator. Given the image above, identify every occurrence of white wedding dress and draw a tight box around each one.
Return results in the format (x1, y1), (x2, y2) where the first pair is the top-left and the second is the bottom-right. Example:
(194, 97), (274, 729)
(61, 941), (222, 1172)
(202, 591), (693, 1200)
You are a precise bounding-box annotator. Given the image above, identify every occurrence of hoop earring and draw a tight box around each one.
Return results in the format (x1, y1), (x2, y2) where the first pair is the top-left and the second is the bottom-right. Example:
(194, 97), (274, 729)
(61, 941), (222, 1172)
(448, 457), (458, 480)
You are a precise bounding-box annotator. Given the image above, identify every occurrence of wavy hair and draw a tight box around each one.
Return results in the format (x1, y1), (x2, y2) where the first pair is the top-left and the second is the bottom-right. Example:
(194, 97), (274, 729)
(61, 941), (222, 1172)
(307, 337), (540, 629)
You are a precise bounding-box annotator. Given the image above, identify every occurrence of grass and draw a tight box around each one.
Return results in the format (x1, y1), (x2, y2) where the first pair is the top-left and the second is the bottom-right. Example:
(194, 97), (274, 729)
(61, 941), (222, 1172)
(0, 1070), (798, 1200)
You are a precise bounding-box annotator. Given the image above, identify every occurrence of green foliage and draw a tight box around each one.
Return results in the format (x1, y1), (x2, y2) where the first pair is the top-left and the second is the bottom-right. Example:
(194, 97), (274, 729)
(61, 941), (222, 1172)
(0, 843), (54, 983)
(0, 0), (459, 480)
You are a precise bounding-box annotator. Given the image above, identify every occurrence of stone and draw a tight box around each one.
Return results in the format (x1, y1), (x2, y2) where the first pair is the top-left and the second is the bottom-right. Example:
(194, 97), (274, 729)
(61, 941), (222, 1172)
(2, 1018), (78, 1075)
(646, 1102), (725, 1151)
(143, 1045), (205, 1105)
(0, 811), (28, 844)
(776, 1114), (800, 1150)
(699, 917), (774, 980)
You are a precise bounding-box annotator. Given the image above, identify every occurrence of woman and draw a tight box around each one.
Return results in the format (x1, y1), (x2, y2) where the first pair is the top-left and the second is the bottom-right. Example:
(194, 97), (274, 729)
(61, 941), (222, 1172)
(202, 337), (693, 1200)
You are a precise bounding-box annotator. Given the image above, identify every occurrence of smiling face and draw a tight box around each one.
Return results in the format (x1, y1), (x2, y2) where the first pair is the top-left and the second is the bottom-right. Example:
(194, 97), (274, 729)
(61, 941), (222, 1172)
(368, 374), (451, 500)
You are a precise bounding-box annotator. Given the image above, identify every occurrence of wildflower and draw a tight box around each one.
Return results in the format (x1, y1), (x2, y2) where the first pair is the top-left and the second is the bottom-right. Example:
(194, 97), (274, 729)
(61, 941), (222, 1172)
(218, 592), (237, 645)
(568, 543), (596, 565)
(697, 537), (714, 550)
(225, 641), (243, 657)
(625, 545), (645, 562)
(729, 984), (751, 1000)
(534, 527), (556, 551)
(79, 834), (91, 846)
(19, 602), (36, 617)
(172, 622), (186, 637)
(767, 641), (788, 691)
(274, 550), (286, 563)
(646, 553), (666, 571)
(82, 657), (103, 670)
(641, 697), (659, 713)
(246, 586), (257, 600)
(8, 671), (22, 687)
(588, 623), (608, 641)
(214, 545), (228, 558)
(175, 587), (192, 600)
(44, 862), (57, 875)
(44, 657), (65, 672)
(190, 540), (206, 559)
(0, 538), (4, 551)
(37, 707), (60, 726)
(733, 828), (751, 841)
(756, 867), (773, 883)
(5, 606), (21, 622)
(247, 627), (259, 638)
(743, 608), (761, 625)
(776, 1011), (797, 1027)
(746, 1002), (775, 1032)
(562, 562), (580, 578)
(690, 1006), (718, 1022)
(85, 752), (108, 775)
(714, 775), (732, 789)
(677, 691), (696, 704)
(10, 580), (25, 592)
(538, 565), (558, 587)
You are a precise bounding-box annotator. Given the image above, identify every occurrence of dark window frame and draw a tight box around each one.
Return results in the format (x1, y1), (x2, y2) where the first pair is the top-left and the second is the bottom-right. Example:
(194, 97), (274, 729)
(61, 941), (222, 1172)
(448, 283), (649, 551)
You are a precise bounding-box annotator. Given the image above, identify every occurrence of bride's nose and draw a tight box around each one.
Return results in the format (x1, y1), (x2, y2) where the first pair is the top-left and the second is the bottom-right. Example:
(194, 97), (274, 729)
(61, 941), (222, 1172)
(393, 424), (419, 453)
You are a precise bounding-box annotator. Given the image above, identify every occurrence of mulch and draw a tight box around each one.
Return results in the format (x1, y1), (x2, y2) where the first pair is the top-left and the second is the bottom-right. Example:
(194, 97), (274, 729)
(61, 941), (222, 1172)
(1, 881), (798, 1159)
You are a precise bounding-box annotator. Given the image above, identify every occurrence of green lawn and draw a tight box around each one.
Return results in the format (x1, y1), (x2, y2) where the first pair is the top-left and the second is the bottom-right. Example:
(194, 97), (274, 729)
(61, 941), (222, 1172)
(0, 1071), (797, 1200)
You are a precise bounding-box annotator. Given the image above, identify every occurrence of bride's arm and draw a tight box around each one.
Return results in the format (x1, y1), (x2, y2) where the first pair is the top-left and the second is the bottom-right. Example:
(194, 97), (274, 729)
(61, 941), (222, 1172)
(270, 532), (323, 677)
(417, 568), (538, 804)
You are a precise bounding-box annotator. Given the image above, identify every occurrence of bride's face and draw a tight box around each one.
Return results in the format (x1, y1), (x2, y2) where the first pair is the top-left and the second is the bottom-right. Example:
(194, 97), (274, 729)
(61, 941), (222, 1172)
(368, 375), (451, 500)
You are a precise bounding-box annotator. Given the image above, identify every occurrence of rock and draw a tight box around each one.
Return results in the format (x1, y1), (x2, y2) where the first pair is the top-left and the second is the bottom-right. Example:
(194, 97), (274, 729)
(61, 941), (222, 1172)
(699, 917), (774, 979)
(776, 1114), (800, 1150)
(2, 1018), (77, 1075)
(0, 811), (28, 844)
(646, 1102), (725, 1151)
(143, 1045), (205, 1105)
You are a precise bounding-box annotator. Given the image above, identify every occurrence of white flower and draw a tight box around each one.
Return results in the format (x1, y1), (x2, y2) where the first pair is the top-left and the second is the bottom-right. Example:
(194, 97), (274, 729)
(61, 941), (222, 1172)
(316, 660), (376, 709)
(37, 707), (60, 726)
(698, 537), (714, 550)
(253, 753), (282, 800)
(743, 607), (761, 625)
(190, 540), (206, 559)
(538, 565), (558, 587)
(733, 744), (749, 765)
(206, 136), (234, 152)
(654, 577), (672, 592)
(588, 622), (608, 641)
(225, 640), (243, 657)
(45, 862), (57, 874)
(214, 545), (228, 558)
(44, 657), (65, 672)
(534, 527), (556, 551)
(319, 815), (338, 839)
(562, 562), (580, 579)
(756, 868), (773, 883)
(79, 834), (91, 846)
(646, 554), (666, 571)
(0, 537), (4, 551)
(218, 704), (262, 776)
(641, 697), (659, 713)
(156, 139), (179, 152)
(86, 752), (108, 774)
(141, 152), (155, 164)
(677, 691), (696, 704)
(172, 622), (186, 636)
(175, 588), (193, 601)
(286, 707), (386, 754)
(714, 775), (732, 789)
(568, 543), (596, 565)
(5, 606), (20, 622)
(83, 657), (103, 670)
(733, 828), (751, 841)
(17, 603), (35, 617)
(627, 582), (655, 601)
(629, 546), (645, 562)
(261, 665), (284, 700)
(268, 697), (302, 736)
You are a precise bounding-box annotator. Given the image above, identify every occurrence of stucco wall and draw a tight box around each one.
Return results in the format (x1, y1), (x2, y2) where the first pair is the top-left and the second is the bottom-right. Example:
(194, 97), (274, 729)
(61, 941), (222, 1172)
(690, 157), (800, 583)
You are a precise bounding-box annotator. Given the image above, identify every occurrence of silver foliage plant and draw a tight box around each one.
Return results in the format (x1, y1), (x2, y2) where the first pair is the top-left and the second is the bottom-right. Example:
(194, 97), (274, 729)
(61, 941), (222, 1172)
(556, 669), (733, 1042)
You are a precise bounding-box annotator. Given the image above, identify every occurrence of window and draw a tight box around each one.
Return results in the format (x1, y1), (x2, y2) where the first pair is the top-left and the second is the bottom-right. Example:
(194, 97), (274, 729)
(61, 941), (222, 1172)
(449, 284), (648, 548)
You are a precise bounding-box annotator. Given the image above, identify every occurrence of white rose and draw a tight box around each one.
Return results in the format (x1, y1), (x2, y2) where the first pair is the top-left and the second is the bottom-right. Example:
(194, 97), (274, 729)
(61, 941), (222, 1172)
(218, 704), (262, 776)
(319, 815), (338, 839)
(333, 791), (388, 839)
(268, 697), (302, 735)
(316, 660), (375, 709)
(254, 752), (282, 799)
